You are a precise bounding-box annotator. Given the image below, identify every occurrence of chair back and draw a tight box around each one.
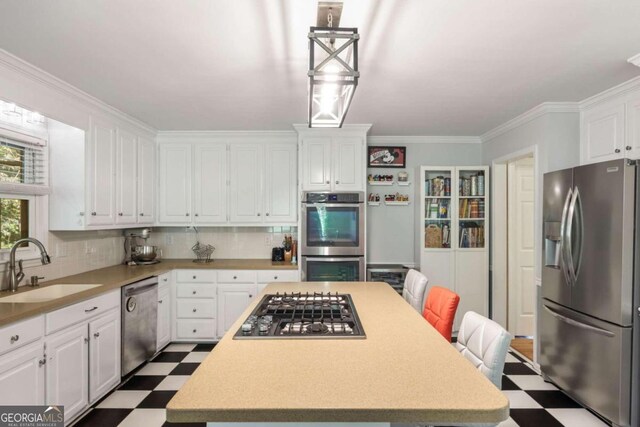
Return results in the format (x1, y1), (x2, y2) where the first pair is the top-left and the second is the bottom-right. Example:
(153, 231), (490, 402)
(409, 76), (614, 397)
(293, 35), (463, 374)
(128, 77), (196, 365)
(422, 286), (460, 342)
(402, 269), (428, 312)
(455, 311), (512, 389)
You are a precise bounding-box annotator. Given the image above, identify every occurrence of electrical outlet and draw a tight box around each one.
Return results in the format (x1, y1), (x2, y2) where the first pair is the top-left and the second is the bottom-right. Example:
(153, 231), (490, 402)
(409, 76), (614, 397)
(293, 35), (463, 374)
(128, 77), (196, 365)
(166, 234), (174, 245)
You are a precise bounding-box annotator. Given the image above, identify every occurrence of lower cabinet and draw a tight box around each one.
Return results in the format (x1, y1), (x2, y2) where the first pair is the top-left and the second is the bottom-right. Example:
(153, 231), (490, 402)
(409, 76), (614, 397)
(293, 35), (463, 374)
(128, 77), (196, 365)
(46, 323), (89, 422)
(0, 340), (45, 405)
(89, 310), (120, 402)
(173, 272), (217, 342)
(217, 284), (257, 337)
(157, 278), (171, 351)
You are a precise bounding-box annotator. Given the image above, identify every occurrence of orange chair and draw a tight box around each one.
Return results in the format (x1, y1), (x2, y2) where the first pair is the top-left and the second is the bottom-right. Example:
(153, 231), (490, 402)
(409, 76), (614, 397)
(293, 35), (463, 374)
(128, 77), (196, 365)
(422, 286), (460, 342)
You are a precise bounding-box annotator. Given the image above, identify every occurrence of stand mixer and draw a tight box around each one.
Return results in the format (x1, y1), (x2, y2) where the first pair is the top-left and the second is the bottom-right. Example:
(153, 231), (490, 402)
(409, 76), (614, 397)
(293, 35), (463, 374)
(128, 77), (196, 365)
(123, 228), (160, 265)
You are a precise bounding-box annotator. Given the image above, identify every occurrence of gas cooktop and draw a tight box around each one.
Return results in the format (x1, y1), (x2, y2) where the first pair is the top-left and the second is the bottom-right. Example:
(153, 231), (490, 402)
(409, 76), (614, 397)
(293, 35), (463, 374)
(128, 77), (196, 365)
(233, 292), (366, 339)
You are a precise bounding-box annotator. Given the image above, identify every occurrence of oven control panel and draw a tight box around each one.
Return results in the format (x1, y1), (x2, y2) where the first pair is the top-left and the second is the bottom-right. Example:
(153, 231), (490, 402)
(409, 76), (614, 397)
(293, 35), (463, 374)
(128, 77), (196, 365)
(304, 192), (364, 203)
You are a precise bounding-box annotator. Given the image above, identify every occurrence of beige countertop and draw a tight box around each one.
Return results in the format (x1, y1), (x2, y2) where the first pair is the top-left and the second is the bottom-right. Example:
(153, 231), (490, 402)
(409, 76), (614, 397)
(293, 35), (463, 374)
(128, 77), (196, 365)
(166, 282), (509, 424)
(0, 259), (297, 327)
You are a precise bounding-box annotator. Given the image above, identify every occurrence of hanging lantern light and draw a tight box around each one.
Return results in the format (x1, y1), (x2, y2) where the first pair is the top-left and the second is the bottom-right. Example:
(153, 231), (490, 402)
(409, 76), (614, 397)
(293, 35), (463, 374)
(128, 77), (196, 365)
(308, 5), (359, 128)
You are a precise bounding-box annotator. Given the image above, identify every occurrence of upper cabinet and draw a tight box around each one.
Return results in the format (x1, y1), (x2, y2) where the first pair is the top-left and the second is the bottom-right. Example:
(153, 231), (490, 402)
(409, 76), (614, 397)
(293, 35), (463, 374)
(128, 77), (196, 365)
(157, 137), (297, 226)
(581, 89), (640, 164)
(49, 115), (157, 230)
(297, 126), (369, 192)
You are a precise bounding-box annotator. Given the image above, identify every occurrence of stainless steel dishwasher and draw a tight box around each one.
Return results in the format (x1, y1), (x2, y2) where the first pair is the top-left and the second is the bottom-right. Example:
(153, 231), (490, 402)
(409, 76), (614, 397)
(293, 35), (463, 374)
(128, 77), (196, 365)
(121, 276), (158, 376)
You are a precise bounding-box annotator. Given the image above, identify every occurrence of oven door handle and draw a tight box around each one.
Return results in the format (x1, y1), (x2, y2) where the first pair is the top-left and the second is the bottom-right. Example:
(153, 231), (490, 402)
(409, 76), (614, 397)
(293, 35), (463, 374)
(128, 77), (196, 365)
(304, 257), (363, 262)
(302, 203), (363, 208)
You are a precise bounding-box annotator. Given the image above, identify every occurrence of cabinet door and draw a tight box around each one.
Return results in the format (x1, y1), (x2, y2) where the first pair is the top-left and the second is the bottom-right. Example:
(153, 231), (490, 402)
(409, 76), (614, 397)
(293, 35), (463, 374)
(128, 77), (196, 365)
(137, 136), (156, 223)
(229, 144), (262, 223)
(301, 137), (331, 190)
(157, 284), (171, 351)
(115, 128), (137, 225)
(582, 103), (625, 164)
(217, 284), (257, 337)
(194, 143), (227, 224)
(158, 143), (192, 224)
(87, 116), (116, 225)
(46, 324), (88, 421)
(89, 310), (120, 403)
(333, 137), (364, 191)
(626, 92), (640, 159)
(0, 341), (44, 405)
(264, 143), (297, 223)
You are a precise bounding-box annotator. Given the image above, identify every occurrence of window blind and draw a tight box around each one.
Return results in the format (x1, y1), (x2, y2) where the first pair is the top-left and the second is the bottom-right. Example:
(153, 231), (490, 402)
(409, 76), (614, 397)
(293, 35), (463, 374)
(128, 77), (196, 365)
(0, 133), (48, 194)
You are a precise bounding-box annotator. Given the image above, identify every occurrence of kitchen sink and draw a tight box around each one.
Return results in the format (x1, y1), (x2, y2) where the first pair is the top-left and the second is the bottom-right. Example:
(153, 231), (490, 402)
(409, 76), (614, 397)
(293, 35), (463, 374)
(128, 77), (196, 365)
(0, 284), (102, 303)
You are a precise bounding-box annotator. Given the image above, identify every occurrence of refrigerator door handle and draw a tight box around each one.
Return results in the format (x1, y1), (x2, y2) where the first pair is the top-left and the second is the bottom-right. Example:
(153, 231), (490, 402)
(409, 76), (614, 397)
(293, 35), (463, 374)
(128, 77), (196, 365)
(565, 187), (584, 285)
(543, 304), (615, 337)
(559, 187), (573, 286)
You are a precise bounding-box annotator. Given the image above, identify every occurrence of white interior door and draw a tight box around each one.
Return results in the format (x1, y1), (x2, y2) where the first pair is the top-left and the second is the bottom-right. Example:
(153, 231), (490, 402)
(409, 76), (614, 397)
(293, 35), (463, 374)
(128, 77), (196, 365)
(508, 157), (535, 336)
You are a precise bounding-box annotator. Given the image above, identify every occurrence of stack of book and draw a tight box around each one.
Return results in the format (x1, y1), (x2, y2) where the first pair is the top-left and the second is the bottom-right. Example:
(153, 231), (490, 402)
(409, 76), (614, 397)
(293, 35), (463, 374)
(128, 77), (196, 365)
(459, 222), (485, 248)
(425, 176), (451, 196)
(459, 199), (485, 218)
(426, 199), (450, 219)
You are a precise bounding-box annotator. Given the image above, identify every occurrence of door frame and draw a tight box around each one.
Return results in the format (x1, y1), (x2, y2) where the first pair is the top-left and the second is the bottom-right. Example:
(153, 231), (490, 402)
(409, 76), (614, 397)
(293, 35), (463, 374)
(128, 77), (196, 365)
(491, 145), (539, 359)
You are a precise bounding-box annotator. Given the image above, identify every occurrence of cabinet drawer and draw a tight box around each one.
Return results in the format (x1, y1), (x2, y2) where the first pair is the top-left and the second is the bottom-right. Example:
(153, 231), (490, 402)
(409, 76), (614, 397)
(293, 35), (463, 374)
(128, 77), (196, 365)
(46, 290), (119, 335)
(176, 283), (216, 299)
(176, 270), (215, 283)
(217, 270), (256, 284)
(176, 299), (216, 319)
(176, 320), (216, 339)
(257, 270), (299, 283)
(0, 315), (44, 356)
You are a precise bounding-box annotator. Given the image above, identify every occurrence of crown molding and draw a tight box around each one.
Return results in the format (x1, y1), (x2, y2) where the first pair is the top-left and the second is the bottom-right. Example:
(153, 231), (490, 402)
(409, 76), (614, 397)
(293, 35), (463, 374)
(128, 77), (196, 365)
(579, 75), (640, 110)
(0, 48), (157, 135)
(481, 102), (579, 143)
(157, 130), (297, 141)
(292, 123), (372, 134)
(367, 135), (481, 145)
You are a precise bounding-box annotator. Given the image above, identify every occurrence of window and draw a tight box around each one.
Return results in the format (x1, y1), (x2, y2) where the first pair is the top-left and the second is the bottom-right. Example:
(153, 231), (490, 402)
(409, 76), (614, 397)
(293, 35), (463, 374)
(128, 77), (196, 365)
(0, 196), (29, 249)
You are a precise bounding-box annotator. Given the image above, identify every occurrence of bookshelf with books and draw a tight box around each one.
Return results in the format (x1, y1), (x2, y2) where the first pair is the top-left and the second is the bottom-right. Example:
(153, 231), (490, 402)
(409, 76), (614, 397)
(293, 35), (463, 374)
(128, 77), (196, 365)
(419, 166), (489, 331)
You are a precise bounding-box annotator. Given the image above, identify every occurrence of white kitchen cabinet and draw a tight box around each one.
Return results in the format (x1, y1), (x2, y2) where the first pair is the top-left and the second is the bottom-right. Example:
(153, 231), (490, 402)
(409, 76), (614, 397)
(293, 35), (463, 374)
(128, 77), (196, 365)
(194, 143), (227, 224)
(173, 271), (217, 342)
(88, 309), (120, 403)
(87, 116), (116, 225)
(115, 128), (137, 225)
(301, 137), (332, 191)
(157, 274), (172, 351)
(581, 102), (625, 164)
(217, 283), (257, 337)
(626, 91), (640, 158)
(0, 341), (45, 405)
(264, 143), (297, 223)
(45, 323), (89, 422)
(229, 144), (263, 223)
(298, 127), (368, 192)
(158, 143), (192, 223)
(137, 136), (156, 223)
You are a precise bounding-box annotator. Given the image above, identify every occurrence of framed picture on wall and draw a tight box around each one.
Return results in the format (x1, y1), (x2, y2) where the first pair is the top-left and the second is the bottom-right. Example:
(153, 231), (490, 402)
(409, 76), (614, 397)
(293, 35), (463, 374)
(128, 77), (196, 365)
(368, 146), (407, 168)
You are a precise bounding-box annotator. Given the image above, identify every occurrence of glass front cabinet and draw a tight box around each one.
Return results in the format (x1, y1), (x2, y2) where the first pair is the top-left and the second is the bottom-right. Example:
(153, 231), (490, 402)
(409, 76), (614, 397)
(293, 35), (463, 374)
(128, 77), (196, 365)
(419, 166), (489, 331)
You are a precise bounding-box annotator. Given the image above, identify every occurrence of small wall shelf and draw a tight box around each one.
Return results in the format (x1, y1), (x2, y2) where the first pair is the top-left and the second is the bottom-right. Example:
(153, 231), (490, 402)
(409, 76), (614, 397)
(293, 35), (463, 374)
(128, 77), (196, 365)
(367, 201), (381, 206)
(385, 201), (411, 206)
(368, 181), (394, 186)
(397, 181), (411, 186)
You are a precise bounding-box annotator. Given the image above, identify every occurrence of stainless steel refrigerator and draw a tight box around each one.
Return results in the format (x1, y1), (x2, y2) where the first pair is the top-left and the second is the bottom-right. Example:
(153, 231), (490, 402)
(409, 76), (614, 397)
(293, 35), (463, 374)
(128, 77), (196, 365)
(541, 158), (639, 427)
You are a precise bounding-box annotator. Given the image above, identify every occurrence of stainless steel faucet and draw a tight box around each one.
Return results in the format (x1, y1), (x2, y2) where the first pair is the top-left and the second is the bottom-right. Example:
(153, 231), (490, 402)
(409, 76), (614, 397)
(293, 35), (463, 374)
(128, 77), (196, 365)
(9, 238), (51, 292)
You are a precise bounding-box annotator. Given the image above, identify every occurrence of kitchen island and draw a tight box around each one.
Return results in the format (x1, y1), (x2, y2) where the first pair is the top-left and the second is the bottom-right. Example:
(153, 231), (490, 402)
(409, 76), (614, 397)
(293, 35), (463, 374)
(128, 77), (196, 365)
(166, 282), (509, 426)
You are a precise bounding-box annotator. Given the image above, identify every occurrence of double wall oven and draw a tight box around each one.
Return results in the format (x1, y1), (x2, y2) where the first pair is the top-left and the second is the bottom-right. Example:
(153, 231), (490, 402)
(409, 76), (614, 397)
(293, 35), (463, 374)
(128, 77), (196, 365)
(301, 192), (365, 281)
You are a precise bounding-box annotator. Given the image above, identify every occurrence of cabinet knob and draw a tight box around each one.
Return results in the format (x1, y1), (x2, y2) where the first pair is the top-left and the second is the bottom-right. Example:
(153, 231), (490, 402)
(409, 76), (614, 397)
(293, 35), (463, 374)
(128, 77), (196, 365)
(626, 146), (632, 151)
(158, 300), (163, 304)
(195, 213), (199, 217)
(326, 180), (330, 184)
(257, 213), (261, 216)
(140, 213), (144, 216)
(336, 180), (340, 184)
(94, 332), (100, 338)
(615, 149), (621, 153)
(79, 212), (85, 216)
(91, 212), (97, 216)
(84, 338), (89, 344)
(274, 276), (278, 280)
(266, 213), (269, 216)
(118, 212), (123, 216)
(193, 275), (196, 279)
(192, 290), (197, 295)
(249, 294), (253, 298)
(186, 213), (190, 216)
(233, 276), (237, 279)
(193, 329), (197, 333)
(39, 358), (46, 367)
(163, 278), (168, 282)
(192, 308), (197, 313)
(10, 334), (19, 344)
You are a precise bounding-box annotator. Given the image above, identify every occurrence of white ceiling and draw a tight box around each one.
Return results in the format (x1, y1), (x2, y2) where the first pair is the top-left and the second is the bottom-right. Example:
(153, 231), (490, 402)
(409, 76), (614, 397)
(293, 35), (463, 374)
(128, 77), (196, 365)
(0, 0), (639, 135)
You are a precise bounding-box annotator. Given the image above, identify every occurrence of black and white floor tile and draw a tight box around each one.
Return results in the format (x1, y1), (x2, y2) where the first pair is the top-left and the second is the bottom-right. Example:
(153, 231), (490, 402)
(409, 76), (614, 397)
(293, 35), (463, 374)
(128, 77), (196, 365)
(72, 345), (607, 427)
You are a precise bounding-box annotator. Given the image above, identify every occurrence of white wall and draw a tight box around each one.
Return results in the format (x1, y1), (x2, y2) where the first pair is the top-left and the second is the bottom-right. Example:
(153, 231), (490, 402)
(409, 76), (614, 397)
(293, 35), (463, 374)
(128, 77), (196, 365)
(366, 141), (484, 265)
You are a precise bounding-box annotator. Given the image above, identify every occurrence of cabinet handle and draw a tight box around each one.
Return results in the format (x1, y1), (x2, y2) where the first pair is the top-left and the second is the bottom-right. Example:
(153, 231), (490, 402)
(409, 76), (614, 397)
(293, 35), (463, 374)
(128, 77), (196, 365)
(79, 212), (85, 216)
(193, 275), (196, 279)
(325, 180), (330, 184)
(39, 358), (46, 367)
(257, 213), (261, 216)
(186, 213), (190, 217)
(118, 212), (123, 216)
(249, 294), (253, 298)
(158, 300), (163, 304)
(94, 332), (100, 338)
(626, 146), (632, 151)
(266, 213), (269, 216)
(233, 276), (237, 280)
(84, 306), (98, 313)
(140, 213), (144, 216)
(163, 278), (168, 282)
(84, 338), (89, 344)
(195, 213), (199, 217)
(192, 290), (197, 295)
(336, 180), (340, 184)
(615, 149), (621, 153)
(10, 334), (19, 344)
(192, 329), (197, 333)
(274, 276), (278, 280)
(192, 308), (197, 313)
(91, 212), (97, 216)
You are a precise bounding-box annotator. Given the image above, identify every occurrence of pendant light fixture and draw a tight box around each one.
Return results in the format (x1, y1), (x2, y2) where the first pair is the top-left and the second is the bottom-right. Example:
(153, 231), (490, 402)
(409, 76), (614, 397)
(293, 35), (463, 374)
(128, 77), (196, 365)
(308, 2), (359, 128)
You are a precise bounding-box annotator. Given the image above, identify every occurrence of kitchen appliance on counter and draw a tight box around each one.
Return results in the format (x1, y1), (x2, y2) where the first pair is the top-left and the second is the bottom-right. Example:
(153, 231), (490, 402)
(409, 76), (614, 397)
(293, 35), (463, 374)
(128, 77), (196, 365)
(123, 228), (160, 265)
(271, 247), (284, 262)
(301, 192), (365, 281)
(541, 158), (639, 427)
(234, 292), (365, 339)
(121, 276), (158, 376)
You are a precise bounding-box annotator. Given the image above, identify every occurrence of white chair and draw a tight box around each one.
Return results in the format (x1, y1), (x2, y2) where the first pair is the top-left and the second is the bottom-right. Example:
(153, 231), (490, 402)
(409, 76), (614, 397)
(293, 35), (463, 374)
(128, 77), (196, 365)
(402, 269), (428, 312)
(455, 311), (512, 389)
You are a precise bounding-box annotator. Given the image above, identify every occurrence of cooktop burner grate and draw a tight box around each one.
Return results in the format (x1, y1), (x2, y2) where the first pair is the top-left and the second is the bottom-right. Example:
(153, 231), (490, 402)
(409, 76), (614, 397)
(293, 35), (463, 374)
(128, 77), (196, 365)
(233, 292), (365, 339)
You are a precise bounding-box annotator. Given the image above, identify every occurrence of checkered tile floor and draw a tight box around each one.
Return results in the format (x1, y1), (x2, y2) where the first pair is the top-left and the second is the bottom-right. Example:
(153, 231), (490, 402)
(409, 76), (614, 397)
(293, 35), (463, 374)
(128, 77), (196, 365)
(72, 344), (607, 427)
